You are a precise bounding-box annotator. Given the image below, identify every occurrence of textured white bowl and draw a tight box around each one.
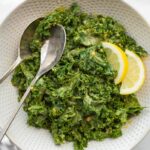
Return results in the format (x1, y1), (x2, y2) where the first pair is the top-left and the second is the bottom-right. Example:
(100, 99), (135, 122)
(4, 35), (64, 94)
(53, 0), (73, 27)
(0, 0), (150, 150)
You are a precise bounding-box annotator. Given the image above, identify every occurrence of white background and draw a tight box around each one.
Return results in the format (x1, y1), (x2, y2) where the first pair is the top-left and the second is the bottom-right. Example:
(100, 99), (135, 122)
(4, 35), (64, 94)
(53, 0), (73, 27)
(0, 0), (150, 150)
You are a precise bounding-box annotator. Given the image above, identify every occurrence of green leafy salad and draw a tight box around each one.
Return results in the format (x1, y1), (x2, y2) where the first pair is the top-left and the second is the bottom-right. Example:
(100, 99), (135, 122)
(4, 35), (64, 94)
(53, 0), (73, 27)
(12, 4), (148, 150)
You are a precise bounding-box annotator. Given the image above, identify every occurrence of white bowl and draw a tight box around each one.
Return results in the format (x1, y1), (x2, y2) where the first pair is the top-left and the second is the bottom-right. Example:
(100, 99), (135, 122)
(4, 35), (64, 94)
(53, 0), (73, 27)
(0, 0), (150, 150)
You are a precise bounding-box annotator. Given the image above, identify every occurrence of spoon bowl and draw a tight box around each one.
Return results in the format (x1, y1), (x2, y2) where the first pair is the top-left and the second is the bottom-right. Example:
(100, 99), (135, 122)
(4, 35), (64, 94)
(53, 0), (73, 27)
(19, 18), (42, 59)
(0, 18), (42, 83)
(39, 24), (66, 75)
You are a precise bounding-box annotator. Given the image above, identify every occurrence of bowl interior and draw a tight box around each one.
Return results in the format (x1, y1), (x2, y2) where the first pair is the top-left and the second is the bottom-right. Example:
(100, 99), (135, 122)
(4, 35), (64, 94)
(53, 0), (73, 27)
(0, 0), (150, 150)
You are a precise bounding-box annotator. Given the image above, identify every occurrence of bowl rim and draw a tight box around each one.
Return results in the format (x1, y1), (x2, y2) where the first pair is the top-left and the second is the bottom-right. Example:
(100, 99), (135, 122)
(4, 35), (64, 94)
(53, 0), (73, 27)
(0, 0), (150, 149)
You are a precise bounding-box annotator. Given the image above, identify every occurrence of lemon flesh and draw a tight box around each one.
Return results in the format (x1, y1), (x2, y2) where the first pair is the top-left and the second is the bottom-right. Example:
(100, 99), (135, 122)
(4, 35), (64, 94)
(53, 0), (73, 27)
(102, 42), (128, 84)
(120, 50), (145, 95)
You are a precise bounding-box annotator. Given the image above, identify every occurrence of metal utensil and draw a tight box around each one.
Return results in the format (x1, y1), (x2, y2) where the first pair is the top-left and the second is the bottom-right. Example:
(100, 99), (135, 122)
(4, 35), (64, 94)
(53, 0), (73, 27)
(0, 127), (20, 150)
(0, 24), (66, 142)
(0, 18), (42, 84)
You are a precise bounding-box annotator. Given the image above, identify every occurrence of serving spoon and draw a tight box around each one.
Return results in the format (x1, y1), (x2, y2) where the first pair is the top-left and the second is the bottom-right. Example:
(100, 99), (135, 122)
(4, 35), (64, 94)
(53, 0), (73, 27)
(0, 24), (66, 142)
(0, 18), (42, 84)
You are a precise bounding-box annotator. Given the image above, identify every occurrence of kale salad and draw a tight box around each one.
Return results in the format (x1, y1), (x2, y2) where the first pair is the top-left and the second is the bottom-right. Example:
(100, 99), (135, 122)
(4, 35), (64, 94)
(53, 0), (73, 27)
(12, 4), (147, 150)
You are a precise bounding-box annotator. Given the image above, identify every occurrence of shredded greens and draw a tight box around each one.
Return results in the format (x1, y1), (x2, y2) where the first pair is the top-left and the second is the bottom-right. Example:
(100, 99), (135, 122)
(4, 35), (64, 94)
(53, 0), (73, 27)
(12, 4), (147, 150)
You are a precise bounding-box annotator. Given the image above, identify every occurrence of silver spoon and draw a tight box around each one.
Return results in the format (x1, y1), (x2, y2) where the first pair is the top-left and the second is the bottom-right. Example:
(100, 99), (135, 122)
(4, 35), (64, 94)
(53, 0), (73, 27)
(0, 24), (66, 142)
(0, 18), (42, 84)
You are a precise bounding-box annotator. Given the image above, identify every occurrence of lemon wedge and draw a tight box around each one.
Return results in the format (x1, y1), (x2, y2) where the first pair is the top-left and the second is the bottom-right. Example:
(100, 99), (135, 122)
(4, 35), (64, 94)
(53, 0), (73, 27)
(102, 42), (128, 84)
(120, 50), (145, 95)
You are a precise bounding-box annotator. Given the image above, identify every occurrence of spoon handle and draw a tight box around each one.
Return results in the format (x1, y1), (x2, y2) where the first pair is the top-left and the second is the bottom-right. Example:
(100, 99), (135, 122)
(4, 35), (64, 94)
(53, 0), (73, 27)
(0, 75), (39, 142)
(0, 57), (22, 84)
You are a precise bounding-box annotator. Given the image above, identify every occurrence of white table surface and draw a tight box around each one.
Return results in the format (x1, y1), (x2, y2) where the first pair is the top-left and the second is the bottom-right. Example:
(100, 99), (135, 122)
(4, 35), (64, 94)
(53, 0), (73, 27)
(0, 0), (150, 150)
